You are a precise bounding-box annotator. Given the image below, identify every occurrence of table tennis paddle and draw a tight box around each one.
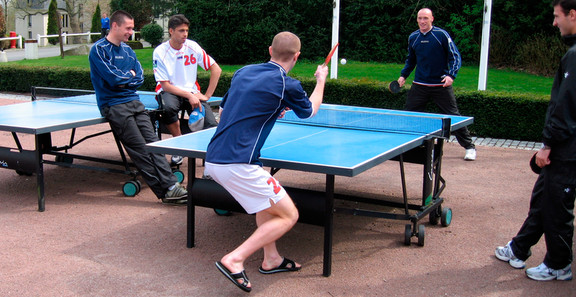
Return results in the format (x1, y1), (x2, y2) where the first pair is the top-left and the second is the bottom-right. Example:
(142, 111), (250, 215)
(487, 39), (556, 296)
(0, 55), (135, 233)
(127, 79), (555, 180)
(529, 152), (542, 174)
(322, 43), (339, 66)
(389, 81), (402, 93)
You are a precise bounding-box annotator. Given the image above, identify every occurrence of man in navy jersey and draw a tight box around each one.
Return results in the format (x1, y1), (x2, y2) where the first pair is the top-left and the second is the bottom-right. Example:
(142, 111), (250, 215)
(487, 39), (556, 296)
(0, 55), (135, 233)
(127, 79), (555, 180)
(396, 8), (476, 161)
(89, 10), (187, 204)
(205, 32), (328, 292)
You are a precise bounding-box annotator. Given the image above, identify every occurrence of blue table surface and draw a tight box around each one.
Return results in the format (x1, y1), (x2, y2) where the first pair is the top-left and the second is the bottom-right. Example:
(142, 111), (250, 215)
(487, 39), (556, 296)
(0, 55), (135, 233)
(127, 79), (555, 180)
(0, 92), (222, 134)
(147, 104), (473, 176)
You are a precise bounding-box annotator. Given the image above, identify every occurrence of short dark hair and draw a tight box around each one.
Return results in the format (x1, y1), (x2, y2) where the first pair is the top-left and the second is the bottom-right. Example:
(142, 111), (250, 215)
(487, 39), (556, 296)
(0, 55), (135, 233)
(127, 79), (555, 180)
(110, 10), (133, 26)
(168, 14), (190, 30)
(553, 0), (576, 15)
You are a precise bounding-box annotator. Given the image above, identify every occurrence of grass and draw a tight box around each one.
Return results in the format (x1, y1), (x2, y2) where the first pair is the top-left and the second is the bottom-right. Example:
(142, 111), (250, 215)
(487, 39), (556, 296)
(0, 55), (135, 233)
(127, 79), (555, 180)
(10, 47), (554, 97)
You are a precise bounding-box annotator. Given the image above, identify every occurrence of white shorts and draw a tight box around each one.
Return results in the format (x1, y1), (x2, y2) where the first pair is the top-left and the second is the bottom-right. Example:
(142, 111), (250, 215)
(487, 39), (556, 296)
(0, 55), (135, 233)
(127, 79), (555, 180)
(204, 162), (287, 214)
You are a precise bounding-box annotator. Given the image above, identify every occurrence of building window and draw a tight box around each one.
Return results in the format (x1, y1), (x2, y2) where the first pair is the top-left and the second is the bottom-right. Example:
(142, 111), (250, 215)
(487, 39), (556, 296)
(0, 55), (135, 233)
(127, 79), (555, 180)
(28, 14), (32, 27)
(28, 31), (32, 39)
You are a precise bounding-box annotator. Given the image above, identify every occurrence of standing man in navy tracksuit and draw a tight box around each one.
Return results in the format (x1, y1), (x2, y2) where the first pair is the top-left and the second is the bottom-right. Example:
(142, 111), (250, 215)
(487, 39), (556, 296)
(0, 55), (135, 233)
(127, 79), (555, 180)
(396, 8), (476, 161)
(89, 10), (187, 204)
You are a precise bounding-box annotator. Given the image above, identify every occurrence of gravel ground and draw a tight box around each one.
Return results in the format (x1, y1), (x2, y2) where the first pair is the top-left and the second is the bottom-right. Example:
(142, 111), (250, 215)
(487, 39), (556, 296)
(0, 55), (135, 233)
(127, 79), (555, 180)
(0, 97), (573, 296)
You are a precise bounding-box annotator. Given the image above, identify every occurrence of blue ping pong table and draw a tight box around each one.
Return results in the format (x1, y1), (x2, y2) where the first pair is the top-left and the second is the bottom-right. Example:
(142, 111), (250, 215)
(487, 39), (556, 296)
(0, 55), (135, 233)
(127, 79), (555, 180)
(0, 87), (221, 211)
(146, 104), (474, 277)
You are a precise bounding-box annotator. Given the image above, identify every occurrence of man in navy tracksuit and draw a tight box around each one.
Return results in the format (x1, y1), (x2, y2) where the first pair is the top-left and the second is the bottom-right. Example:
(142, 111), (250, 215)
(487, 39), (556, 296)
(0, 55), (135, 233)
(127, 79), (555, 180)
(89, 10), (187, 204)
(397, 8), (476, 161)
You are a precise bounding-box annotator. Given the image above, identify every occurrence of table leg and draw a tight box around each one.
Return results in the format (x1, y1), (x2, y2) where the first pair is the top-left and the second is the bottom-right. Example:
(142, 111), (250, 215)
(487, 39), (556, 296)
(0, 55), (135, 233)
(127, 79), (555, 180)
(422, 139), (434, 206)
(323, 174), (335, 277)
(35, 134), (45, 212)
(187, 158), (196, 248)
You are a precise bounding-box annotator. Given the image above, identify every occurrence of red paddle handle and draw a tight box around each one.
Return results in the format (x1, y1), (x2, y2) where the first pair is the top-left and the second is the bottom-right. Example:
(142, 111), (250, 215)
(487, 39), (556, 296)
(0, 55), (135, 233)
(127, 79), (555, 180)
(323, 43), (339, 66)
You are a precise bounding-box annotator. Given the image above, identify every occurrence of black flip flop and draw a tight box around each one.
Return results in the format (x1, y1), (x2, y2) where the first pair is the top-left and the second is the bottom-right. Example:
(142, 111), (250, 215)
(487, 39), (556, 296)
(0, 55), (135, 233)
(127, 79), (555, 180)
(258, 257), (301, 274)
(215, 261), (251, 292)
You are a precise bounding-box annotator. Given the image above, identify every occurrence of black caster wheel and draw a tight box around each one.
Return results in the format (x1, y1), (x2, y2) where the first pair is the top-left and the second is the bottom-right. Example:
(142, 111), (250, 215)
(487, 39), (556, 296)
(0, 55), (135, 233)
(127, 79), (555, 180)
(441, 207), (453, 227)
(429, 207), (440, 225)
(123, 180), (140, 197)
(214, 208), (232, 216)
(417, 224), (425, 246)
(16, 170), (33, 176)
(404, 224), (412, 246)
(173, 169), (185, 183)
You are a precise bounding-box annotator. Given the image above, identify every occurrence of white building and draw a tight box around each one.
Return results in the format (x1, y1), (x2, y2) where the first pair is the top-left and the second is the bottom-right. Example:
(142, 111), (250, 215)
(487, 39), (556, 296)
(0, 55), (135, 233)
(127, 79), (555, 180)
(14, 0), (70, 46)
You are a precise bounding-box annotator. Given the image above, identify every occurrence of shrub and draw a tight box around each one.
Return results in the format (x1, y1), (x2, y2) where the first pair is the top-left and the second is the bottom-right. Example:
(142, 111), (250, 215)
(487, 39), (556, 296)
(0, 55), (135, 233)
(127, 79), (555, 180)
(0, 64), (549, 141)
(126, 41), (143, 50)
(140, 23), (164, 47)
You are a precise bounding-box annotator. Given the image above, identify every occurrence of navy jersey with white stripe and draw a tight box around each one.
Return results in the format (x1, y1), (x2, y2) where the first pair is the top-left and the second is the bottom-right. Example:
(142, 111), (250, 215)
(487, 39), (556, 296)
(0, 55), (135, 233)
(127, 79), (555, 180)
(206, 61), (313, 166)
(89, 38), (144, 110)
(400, 26), (461, 86)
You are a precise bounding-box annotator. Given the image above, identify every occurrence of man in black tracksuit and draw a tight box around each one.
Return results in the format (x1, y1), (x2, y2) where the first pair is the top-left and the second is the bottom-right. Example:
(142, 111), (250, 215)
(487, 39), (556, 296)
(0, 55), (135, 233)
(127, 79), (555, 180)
(495, 0), (576, 281)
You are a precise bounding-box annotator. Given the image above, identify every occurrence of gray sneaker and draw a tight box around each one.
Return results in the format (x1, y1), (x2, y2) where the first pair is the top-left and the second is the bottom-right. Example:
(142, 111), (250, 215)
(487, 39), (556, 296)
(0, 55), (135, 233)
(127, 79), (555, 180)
(526, 263), (572, 281)
(162, 183), (187, 204)
(495, 241), (526, 269)
(170, 155), (184, 166)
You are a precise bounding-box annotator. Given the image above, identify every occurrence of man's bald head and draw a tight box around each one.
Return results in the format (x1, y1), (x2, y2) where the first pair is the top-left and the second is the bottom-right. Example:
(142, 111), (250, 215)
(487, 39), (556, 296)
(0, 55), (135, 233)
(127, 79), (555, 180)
(270, 32), (301, 62)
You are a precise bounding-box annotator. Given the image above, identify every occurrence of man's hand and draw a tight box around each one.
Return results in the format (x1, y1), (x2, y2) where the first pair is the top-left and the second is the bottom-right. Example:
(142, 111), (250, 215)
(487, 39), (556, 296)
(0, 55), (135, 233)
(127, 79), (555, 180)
(442, 75), (454, 87)
(535, 146), (551, 168)
(186, 93), (203, 112)
(195, 93), (209, 102)
(398, 76), (406, 87)
(315, 64), (329, 82)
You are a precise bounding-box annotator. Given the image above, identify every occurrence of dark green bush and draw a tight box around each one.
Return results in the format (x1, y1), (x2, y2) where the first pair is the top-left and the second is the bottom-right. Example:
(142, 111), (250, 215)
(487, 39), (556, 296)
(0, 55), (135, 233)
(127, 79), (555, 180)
(0, 64), (549, 141)
(126, 41), (143, 50)
(140, 23), (164, 47)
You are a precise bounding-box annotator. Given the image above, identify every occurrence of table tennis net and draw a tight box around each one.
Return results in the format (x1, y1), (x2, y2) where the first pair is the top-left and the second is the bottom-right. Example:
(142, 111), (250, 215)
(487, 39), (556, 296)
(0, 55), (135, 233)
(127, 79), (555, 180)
(279, 107), (450, 137)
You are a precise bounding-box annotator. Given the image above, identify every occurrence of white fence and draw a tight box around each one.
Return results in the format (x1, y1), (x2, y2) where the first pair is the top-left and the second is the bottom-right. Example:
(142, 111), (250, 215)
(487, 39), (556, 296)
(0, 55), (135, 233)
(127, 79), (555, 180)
(37, 31), (101, 46)
(0, 36), (24, 49)
(37, 31), (140, 46)
(1, 31), (141, 49)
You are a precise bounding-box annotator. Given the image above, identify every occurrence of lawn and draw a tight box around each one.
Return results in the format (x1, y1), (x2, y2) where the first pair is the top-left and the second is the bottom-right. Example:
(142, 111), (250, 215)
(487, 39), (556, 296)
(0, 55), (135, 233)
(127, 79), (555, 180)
(10, 48), (554, 97)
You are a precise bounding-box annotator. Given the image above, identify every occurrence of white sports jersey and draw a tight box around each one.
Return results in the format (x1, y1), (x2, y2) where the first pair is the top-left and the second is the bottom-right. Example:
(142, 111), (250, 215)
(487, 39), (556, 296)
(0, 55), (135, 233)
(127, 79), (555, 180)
(153, 39), (216, 94)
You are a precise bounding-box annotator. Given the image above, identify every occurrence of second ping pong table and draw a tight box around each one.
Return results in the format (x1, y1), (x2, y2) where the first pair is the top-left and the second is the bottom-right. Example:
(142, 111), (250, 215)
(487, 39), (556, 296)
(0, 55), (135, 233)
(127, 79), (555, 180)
(146, 104), (474, 277)
(0, 87), (222, 211)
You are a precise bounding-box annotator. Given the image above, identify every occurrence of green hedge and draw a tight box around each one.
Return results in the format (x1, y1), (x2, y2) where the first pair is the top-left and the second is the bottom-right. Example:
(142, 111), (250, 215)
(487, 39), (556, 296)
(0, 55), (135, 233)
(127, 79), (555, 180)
(0, 64), (548, 141)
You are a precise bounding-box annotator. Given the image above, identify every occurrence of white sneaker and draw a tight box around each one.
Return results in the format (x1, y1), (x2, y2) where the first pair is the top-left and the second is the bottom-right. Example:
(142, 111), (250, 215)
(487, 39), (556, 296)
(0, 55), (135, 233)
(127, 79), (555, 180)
(495, 241), (526, 269)
(526, 263), (572, 281)
(464, 148), (476, 161)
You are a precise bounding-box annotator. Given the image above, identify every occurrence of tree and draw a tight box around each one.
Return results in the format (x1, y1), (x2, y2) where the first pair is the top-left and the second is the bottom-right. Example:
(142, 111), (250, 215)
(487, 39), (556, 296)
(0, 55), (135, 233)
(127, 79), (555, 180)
(90, 4), (101, 42)
(11, 0), (50, 20)
(0, 5), (5, 37)
(110, 0), (153, 30)
(47, 0), (59, 45)
(140, 22), (163, 47)
(63, 0), (89, 43)
(179, 0), (332, 64)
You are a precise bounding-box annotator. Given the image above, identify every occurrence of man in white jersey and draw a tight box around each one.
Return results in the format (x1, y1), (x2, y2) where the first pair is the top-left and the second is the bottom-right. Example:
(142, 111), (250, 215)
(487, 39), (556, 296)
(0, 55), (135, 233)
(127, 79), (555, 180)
(153, 14), (222, 166)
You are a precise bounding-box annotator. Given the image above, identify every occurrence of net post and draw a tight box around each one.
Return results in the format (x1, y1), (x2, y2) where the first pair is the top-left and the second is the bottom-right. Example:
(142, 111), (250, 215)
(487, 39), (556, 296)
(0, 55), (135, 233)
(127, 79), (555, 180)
(441, 118), (451, 138)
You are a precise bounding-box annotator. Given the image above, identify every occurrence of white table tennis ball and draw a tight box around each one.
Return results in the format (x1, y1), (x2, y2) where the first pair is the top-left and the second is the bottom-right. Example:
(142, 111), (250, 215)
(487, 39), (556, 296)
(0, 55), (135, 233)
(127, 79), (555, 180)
(340, 58), (347, 65)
